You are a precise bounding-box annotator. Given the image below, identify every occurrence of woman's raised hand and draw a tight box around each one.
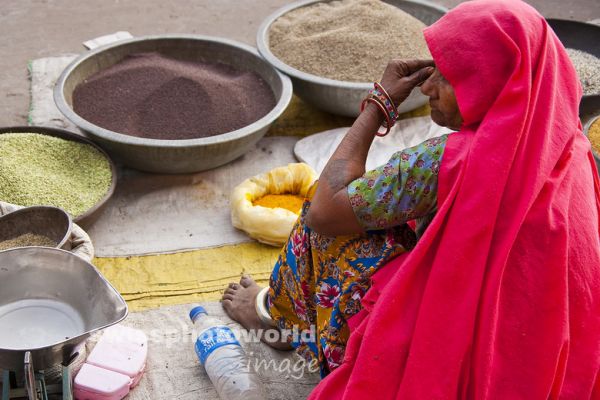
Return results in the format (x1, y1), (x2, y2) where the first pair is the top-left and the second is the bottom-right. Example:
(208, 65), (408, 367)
(379, 59), (435, 107)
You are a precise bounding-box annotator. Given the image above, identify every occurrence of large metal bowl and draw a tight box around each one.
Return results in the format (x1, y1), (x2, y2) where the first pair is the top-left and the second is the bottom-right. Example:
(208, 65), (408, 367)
(257, 0), (447, 117)
(580, 95), (600, 173)
(0, 247), (127, 371)
(547, 19), (600, 99)
(54, 35), (293, 174)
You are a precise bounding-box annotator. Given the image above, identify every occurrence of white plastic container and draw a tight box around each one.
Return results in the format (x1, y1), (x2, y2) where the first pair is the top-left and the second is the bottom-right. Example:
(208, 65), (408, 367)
(189, 306), (266, 400)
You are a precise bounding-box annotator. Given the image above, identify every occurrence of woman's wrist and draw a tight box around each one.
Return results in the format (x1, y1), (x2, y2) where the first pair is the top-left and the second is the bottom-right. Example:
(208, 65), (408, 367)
(354, 101), (386, 138)
(359, 82), (400, 137)
(361, 102), (386, 125)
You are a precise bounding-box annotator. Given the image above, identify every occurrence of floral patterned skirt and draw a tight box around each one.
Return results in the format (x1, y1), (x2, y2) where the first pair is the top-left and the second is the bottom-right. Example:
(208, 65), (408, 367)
(267, 191), (417, 376)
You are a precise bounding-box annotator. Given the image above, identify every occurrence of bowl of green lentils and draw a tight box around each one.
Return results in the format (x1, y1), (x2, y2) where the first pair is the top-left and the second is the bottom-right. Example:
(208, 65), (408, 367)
(0, 126), (117, 229)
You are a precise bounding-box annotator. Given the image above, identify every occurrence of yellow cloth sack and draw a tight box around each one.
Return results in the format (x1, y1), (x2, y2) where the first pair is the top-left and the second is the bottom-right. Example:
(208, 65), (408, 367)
(231, 163), (317, 246)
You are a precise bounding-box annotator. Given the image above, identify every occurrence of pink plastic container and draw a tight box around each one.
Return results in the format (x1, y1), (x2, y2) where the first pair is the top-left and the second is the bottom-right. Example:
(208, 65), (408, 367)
(74, 325), (148, 400)
(86, 325), (147, 387)
(74, 364), (131, 400)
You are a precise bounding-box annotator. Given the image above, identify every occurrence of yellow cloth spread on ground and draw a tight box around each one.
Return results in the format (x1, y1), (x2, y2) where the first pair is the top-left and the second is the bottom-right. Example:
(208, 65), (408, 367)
(93, 242), (281, 312)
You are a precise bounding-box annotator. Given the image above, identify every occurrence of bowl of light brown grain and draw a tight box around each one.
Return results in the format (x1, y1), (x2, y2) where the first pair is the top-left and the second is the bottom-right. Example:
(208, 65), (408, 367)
(257, 0), (447, 117)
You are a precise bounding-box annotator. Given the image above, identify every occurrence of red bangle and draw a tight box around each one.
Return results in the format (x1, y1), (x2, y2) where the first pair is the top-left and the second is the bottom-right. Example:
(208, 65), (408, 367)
(360, 96), (391, 137)
(373, 82), (399, 126)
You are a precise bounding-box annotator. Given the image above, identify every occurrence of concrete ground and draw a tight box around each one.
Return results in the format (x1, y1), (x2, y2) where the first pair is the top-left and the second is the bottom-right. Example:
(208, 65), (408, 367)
(1, 0), (599, 128)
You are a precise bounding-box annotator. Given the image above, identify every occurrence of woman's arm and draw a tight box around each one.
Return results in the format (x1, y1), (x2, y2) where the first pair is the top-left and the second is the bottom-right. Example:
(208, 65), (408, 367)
(306, 60), (435, 236)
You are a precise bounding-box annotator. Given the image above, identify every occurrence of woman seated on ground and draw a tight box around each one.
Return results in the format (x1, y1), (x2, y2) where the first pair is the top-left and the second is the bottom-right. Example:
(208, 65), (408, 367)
(223, 0), (600, 397)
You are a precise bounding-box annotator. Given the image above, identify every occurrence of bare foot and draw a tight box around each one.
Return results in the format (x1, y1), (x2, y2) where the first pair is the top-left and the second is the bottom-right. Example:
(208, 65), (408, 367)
(222, 275), (292, 351)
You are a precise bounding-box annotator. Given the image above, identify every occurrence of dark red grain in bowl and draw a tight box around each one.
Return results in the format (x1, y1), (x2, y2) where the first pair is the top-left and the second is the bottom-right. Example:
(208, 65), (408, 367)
(0, 126), (117, 229)
(54, 35), (293, 174)
(71, 52), (277, 141)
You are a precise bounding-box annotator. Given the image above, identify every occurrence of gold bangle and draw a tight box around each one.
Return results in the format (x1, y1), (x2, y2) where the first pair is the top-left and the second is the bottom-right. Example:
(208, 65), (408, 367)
(375, 81), (396, 109)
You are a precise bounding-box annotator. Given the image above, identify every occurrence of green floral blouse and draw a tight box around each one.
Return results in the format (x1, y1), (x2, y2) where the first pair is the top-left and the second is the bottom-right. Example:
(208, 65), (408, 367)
(347, 134), (449, 237)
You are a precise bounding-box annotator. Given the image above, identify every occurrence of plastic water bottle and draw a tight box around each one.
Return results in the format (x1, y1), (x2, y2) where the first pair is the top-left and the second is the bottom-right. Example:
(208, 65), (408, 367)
(189, 306), (266, 400)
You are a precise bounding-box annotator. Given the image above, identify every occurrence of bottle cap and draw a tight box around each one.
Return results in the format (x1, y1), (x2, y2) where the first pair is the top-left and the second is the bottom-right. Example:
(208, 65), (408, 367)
(189, 306), (208, 321)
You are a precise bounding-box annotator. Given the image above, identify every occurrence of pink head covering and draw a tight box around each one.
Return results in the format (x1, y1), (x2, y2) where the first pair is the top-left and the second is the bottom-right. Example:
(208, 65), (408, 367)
(310, 0), (600, 398)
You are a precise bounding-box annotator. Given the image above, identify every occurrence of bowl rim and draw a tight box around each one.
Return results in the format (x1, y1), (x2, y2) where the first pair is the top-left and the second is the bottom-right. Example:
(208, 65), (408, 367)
(256, 0), (448, 88)
(53, 34), (293, 148)
(546, 18), (600, 32)
(0, 205), (73, 249)
(0, 126), (118, 224)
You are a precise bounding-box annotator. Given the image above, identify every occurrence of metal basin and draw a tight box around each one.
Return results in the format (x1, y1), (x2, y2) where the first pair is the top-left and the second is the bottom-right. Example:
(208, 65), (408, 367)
(54, 35), (293, 174)
(0, 206), (72, 251)
(0, 247), (127, 372)
(549, 20), (600, 173)
(257, 0), (447, 117)
(580, 95), (600, 173)
(547, 19), (600, 99)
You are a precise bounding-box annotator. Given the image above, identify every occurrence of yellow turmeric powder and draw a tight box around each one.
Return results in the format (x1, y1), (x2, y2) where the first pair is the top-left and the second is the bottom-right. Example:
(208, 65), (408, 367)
(253, 194), (305, 213)
(589, 118), (600, 155)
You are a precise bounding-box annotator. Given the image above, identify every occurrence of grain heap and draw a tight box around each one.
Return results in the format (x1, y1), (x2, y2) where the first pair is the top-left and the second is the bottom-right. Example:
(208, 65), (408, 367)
(588, 118), (600, 155)
(0, 133), (112, 217)
(269, 0), (431, 82)
(566, 49), (600, 96)
(0, 233), (56, 251)
(73, 52), (276, 140)
(253, 194), (305, 213)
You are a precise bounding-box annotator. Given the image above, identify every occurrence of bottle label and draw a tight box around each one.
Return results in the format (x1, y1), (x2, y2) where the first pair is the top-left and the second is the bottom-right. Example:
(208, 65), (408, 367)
(194, 326), (240, 365)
